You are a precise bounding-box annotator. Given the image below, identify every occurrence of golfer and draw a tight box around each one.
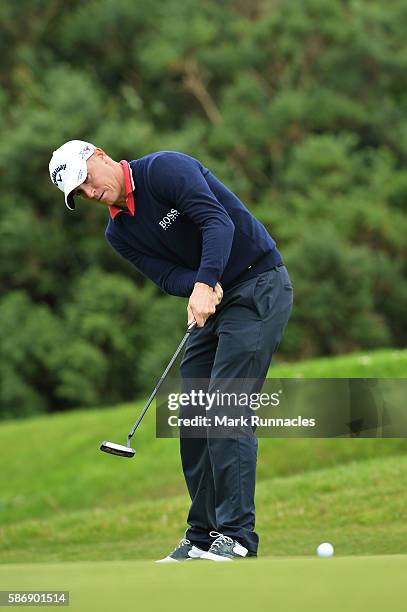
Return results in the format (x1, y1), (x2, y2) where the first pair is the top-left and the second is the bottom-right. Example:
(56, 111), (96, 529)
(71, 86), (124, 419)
(49, 140), (293, 562)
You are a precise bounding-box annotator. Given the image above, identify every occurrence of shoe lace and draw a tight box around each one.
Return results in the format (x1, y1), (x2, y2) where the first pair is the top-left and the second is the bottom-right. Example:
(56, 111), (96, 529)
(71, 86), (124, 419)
(209, 531), (234, 550)
(176, 538), (191, 550)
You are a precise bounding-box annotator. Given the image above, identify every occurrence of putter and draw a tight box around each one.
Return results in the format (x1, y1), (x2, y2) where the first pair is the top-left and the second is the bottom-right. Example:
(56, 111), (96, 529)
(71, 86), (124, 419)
(100, 321), (197, 458)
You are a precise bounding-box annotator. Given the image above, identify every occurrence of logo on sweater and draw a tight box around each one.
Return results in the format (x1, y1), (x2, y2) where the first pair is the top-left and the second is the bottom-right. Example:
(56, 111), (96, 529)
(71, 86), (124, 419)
(159, 208), (180, 231)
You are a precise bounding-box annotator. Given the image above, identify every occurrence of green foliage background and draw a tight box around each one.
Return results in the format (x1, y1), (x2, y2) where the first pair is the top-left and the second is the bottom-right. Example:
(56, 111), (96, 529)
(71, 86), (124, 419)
(1, 0), (406, 418)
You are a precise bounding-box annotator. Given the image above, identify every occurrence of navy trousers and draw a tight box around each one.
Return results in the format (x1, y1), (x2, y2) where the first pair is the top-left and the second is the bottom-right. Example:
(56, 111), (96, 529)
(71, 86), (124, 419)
(179, 264), (293, 555)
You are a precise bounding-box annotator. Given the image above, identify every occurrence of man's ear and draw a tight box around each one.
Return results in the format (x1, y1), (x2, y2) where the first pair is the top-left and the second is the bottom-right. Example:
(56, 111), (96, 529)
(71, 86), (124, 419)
(93, 147), (106, 160)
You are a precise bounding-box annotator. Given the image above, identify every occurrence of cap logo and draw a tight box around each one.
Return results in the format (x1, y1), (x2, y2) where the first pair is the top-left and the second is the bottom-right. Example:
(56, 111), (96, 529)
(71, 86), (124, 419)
(52, 164), (66, 186)
(80, 144), (92, 159)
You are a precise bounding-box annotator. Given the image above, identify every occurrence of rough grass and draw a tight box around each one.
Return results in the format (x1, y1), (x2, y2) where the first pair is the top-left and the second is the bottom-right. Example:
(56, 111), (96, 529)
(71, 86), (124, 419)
(1, 454), (406, 563)
(1, 348), (406, 568)
(271, 348), (407, 377)
(1, 348), (406, 527)
(2, 402), (407, 527)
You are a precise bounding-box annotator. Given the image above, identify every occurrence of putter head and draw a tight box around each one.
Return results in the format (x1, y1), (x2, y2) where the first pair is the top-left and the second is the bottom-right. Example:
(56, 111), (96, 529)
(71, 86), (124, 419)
(100, 441), (135, 458)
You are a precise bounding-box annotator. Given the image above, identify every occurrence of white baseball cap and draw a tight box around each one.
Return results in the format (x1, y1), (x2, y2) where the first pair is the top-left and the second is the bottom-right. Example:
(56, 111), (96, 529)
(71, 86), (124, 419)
(49, 140), (95, 210)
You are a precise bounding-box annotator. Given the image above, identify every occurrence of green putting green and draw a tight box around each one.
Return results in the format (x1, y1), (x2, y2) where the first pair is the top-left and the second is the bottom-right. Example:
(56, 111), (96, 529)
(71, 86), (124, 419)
(1, 555), (406, 612)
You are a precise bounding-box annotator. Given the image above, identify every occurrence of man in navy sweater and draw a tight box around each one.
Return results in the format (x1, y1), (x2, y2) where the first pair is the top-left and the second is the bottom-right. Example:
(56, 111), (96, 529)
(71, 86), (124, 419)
(49, 140), (293, 562)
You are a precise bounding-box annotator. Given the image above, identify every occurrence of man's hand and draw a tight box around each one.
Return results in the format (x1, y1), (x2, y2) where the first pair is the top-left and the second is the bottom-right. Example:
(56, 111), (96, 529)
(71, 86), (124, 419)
(188, 282), (223, 327)
(214, 282), (223, 305)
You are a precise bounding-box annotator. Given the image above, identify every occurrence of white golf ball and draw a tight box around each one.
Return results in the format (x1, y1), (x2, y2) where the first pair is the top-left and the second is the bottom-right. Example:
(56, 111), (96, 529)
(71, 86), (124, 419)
(317, 542), (334, 558)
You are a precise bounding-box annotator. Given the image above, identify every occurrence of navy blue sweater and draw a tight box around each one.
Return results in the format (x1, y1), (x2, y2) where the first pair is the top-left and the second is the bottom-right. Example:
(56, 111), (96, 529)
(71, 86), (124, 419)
(105, 151), (282, 297)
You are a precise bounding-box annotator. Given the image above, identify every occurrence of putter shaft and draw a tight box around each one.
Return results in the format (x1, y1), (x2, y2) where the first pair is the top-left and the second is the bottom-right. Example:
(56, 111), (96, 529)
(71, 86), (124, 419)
(127, 321), (196, 441)
(100, 322), (196, 457)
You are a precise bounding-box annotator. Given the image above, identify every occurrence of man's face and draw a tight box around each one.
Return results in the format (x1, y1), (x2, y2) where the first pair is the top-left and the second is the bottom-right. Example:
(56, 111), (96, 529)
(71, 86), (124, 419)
(72, 148), (122, 207)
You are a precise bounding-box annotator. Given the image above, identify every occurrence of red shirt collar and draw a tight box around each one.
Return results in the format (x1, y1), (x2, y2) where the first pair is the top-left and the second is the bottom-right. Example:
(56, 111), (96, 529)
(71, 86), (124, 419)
(109, 160), (135, 220)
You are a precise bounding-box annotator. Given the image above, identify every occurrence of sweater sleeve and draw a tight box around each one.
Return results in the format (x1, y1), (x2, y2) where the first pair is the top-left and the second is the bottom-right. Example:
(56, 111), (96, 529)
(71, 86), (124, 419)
(148, 152), (235, 288)
(106, 230), (197, 297)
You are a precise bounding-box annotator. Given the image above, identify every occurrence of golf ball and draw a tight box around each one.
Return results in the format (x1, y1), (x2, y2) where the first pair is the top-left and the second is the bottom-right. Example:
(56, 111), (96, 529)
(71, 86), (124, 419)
(317, 542), (334, 558)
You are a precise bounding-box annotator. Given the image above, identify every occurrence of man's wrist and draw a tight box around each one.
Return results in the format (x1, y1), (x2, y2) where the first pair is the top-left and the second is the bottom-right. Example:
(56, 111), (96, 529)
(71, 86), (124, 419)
(195, 268), (219, 289)
(194, 282), (214, 291)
